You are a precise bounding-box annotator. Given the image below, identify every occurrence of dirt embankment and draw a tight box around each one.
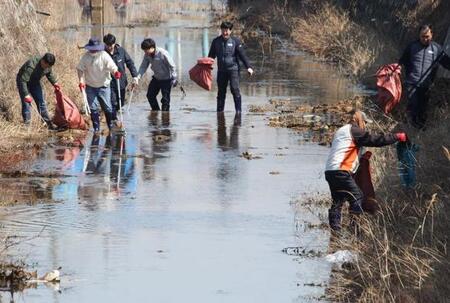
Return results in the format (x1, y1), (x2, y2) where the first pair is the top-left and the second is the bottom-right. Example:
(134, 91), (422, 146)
(231, 1), (450, 302)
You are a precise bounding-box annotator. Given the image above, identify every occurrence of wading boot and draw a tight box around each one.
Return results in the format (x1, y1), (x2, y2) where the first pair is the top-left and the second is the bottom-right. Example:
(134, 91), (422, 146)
(328, 209), (342, 231)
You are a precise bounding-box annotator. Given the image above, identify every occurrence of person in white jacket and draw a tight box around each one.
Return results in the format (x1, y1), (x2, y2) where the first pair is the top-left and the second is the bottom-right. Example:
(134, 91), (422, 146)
(77, 38), (121, 133)
(325, 111), (407, 231)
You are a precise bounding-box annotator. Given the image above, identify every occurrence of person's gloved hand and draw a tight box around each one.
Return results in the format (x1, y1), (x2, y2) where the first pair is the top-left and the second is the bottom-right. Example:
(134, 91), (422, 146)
(114, 71), (122, 80)
(247, 67), (254, 76)
(171, 78), (178, 88)
(131, 77), (139, 89)
(24, 95), (33, 104)
(78, 82), (86, 92)
(53, 83), (61, 92)
(395, 132), (408, 142)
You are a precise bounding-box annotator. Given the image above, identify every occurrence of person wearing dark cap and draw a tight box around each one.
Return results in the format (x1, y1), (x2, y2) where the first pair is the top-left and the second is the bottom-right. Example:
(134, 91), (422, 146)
(16, 53), (61, 129)
(324, 110), (407, 231)
(137, 38), (177, 111)
(208, 21), (253, 113)
(103, 33), (139, 123)
(77, 37), (121, 134)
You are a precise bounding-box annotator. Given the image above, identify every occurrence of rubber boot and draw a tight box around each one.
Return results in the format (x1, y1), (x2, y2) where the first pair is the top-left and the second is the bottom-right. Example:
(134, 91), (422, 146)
(104, 111), (114, 130)
(328, 209), (342, 231)
(90, 112), (100, 133)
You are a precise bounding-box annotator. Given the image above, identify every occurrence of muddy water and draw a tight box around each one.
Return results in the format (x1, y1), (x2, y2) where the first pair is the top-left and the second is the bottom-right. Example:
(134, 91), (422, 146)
(0, 1), (360, 302)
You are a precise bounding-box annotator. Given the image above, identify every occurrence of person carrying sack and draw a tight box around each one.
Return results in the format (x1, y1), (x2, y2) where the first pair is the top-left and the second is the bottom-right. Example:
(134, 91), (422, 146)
(16, 53), (61, 129)
(324, 110), (407, 231)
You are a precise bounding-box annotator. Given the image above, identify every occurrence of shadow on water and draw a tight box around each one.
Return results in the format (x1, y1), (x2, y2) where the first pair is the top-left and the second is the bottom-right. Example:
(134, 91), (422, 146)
(0, 0), (359, 302)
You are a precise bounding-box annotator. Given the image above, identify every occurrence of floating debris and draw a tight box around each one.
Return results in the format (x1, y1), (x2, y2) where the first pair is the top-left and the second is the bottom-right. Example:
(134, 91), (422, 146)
(240, 151), (262, 160)
(282, 247), (324, 257)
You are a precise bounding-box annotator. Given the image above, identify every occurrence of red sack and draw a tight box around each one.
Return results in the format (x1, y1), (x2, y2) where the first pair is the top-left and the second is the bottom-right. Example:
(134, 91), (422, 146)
(53, 90), (86, 130)
(354, 151), (379, 214)
(189, 57), (215, 91)
(376, 63), (402, 114)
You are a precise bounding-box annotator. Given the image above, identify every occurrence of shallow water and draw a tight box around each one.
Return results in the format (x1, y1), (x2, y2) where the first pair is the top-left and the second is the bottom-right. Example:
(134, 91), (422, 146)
(0, 1), (361, 302)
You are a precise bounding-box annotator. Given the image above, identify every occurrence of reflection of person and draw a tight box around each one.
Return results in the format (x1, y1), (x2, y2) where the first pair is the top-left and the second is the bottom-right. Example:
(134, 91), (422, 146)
(324, 111), (407, 231)
(217, 112), (241, 150)
(399, 24), (450, 128)
(103, 33), (139, 124)
(137, 38), (177, 111)
(149, 111), (172, 153)
(16, 53), (60, 128)
(77, 38), (121, 133)
(208, 21), (253, 113)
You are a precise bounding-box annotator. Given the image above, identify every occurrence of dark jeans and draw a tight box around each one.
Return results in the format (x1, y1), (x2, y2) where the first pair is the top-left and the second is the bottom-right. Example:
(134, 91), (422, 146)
(217, 70), (241, 112)
(406, 84), (429, 128)
(111, 86), (126, 110)
(18, 82), (51, 124)
(146, 78), (172, 111)
(325, 170), (364, 230)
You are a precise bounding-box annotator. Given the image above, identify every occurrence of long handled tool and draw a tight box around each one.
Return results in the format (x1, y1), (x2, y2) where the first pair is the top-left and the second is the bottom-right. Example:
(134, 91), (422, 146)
(116, 135), (125, 192)
(81, 88), (91, 115)
(30, 102), (47, 128)
(116, 79), (125, 128)
(126, 87), (134, 114)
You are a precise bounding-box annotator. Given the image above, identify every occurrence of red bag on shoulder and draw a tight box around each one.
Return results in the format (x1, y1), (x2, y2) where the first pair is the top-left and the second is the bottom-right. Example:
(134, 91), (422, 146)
(189, 57), (215, 91)
(53, 90), (86, 130)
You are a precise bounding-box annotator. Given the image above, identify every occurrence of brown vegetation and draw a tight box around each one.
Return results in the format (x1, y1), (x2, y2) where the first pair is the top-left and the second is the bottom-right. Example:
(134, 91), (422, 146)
(0, 0), (83, 156)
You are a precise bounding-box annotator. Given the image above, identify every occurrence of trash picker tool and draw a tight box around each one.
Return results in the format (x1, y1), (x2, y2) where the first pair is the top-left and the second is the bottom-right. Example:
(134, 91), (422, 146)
(81, 88), (91, 115)
(117, 78), (125, 129)
(126, 87), (134, 114)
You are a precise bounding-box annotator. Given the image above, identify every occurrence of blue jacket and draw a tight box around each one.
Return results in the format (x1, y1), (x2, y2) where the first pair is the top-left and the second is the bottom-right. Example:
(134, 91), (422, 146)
(208, 36), (252, 72)
(399, 40), (442, 88)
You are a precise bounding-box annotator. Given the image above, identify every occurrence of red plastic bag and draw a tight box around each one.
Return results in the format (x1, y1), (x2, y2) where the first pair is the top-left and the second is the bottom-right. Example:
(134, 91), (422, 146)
(53, 90), (86, 130)
(189, 57), (215, 91)
(354, 151), (379, 214)
(376, 63), (402, 114)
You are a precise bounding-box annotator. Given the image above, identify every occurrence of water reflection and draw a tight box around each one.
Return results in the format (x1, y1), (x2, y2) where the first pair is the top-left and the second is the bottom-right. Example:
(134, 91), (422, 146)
(217, 112), (241, 151)
(77, 134), (137, 205)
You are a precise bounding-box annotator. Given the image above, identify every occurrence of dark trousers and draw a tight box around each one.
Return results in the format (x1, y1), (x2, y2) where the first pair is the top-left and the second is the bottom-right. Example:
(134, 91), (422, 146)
(325, 170), (364, 230)
(146, 78), (172, 111)
(406, 84), (429, 128)
(111, 86), (126, 120)
(217, 70), (241, 112)
(18, 82), (51, 124)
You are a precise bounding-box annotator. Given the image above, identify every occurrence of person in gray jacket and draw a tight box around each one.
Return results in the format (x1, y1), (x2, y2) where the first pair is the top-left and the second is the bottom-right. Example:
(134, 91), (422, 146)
(137, 38), (177, 111)
(399, 24), (450, 128)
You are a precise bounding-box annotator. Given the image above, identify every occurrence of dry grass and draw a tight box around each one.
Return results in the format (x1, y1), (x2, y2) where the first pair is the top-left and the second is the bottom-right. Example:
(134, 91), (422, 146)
(0, 0), (85, 154)
(290, 3), (377, 77)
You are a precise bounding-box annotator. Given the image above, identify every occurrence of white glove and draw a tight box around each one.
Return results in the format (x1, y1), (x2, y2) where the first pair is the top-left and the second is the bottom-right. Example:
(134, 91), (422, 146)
(247, 68), (254, 76)
(132, 77), (139, 85)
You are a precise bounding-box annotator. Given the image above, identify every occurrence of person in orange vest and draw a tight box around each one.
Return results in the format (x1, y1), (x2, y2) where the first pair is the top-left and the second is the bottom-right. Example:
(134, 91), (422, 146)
(324, 110), (407, 231)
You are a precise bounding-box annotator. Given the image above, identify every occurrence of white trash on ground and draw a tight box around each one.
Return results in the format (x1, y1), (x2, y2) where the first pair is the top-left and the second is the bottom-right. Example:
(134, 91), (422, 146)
(325, 250), (358, 265)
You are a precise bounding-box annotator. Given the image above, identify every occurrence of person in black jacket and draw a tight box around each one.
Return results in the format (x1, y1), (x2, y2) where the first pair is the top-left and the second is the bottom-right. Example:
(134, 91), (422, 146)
(104, 33), (139, 124)
(399, 24), (450, 128)
(208, 21), (253, 113)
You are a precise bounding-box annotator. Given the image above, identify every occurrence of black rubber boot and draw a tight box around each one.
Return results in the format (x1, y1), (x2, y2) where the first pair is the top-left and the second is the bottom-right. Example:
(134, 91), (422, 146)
(328, 209), (342, 231)
(104, 111), (114, 130)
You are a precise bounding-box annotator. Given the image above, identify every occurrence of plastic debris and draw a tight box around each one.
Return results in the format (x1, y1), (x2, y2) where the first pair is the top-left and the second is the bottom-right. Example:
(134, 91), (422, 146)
(325, 250), (358, 265)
